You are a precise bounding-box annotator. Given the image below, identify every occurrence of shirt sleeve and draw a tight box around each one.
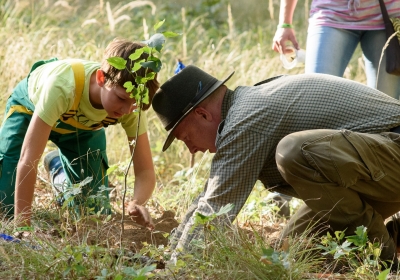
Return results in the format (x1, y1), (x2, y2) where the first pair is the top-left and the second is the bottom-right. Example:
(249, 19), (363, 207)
(174, 128), (272, 250)
(33, 75), (75, 126)
(119, 111), (148, 138)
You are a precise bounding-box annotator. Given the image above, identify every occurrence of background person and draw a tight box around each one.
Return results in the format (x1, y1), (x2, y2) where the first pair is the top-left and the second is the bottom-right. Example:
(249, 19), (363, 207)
(271, 0), (400, 214)
(272, 0), (400, 99)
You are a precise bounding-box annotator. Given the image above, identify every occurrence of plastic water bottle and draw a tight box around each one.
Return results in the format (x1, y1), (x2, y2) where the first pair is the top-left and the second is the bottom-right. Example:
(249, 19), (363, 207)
(280, 46), (306, 69)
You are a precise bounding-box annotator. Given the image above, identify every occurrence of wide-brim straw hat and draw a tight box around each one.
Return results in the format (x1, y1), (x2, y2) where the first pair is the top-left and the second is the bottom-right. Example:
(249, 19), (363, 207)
(152, 65), (234, 151)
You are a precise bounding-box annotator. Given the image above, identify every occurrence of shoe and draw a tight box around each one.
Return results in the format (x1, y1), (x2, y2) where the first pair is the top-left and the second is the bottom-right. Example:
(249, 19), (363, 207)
(386, 212), (400, 252)
(43, 150), (60, 174)
(43, 150), (65, 206)
(266, 192), (291, 218)
(274, 196), (290, 218)
(379, 235), (398, 269)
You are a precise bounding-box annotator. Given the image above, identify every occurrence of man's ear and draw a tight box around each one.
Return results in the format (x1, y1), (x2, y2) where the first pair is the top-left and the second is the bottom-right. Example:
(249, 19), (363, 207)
(96, 69), (106, 86)
(193, 107), (212, 122)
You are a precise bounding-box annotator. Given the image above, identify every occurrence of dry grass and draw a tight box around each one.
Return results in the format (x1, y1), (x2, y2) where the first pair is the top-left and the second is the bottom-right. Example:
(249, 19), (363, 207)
(0, 0), (372, 278)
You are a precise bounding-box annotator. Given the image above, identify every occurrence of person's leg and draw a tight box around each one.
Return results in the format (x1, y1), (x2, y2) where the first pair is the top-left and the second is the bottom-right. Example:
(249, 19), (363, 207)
(305, 26), (359, 76)
(0, 111), (31, 215)
(49, 128), (111, 214)
(281, 203), (332, 238)
(0, 79), (32, 216)
(360, 30), (400, 99)
(276, 129), (400, 261)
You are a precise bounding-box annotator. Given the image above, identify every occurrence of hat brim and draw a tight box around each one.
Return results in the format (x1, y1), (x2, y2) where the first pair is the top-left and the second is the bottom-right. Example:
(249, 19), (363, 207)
(162, 70), (235, 151)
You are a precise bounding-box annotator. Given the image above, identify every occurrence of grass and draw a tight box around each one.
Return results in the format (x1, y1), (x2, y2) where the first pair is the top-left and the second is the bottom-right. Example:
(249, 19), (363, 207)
(0, 0), (383, 279)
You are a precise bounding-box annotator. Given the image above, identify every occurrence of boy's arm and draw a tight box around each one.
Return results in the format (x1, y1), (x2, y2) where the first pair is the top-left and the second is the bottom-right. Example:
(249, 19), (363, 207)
(15, 113), (52, 226)
(126, 132), (156, 229)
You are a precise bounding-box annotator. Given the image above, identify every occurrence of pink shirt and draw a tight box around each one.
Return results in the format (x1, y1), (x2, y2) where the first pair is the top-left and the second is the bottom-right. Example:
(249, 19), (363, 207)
(309, 0), (400, 30)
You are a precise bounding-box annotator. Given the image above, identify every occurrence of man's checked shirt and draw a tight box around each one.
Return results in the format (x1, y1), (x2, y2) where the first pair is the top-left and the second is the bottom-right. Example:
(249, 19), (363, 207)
(171, 73), (400, 251)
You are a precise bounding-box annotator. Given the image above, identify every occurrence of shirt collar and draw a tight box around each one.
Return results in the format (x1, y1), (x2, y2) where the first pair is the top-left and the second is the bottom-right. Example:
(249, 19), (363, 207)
(221, 88), (235, 120)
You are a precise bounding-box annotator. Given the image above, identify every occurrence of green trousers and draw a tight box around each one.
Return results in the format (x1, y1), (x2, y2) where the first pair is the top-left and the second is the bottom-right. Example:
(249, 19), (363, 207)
(0, 78), (110, 216)
(276, 129), (400, 261)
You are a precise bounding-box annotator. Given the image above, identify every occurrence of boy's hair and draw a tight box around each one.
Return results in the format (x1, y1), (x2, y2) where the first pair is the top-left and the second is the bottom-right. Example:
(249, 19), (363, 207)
(101, 38), (160, 111)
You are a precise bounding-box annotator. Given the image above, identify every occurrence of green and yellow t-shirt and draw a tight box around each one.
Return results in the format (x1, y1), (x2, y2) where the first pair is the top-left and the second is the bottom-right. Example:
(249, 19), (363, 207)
(27, 59), (147, 137)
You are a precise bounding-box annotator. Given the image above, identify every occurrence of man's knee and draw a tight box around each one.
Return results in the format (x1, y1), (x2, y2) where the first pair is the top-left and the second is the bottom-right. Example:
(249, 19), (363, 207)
(277, 133), (302, 164)
(276, 131), (315, 173)
(276, 129), (340, 180)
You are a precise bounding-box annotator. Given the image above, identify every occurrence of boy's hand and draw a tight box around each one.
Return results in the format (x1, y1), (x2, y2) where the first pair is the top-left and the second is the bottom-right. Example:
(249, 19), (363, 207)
(127, 200), (155, 230)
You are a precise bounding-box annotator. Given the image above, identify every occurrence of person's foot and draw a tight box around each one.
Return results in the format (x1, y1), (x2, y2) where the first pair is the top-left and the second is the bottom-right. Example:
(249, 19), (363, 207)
(43, 149), (61, 175)
(380, 237), (398, 272)
(390, 255), (399, 272)
(43, 150), (65, 206)
(266, 192), (291, 218)
(386, 212), (400, 253)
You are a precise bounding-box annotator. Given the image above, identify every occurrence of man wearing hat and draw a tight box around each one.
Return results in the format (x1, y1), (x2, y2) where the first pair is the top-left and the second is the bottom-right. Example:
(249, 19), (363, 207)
(152, 65), (400, 265)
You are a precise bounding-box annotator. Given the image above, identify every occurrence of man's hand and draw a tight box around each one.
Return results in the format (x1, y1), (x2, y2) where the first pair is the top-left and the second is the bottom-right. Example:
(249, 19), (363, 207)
(127, 200), (155, 230)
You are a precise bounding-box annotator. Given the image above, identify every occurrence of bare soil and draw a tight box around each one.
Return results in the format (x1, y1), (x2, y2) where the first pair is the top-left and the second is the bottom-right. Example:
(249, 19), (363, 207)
(30, 210), (180, 253)
(32, 173), (180, 254)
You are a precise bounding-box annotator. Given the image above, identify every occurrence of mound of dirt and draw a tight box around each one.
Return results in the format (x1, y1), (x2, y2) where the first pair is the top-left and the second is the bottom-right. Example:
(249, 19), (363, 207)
(64, 210), (179, 252)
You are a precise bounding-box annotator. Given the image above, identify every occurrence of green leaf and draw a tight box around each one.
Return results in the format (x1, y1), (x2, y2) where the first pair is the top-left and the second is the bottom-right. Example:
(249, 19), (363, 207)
(123, 81), (134, 93)
(346, 226), (368, 247)
(261, 247), (275, 256)
(71, 186), (82, 195)
(372, 244), (381, 258)
(133, 91), (141, 103)
(74, 251), (83, 262)
(162, 31), (180, 38)
(137, 264), (156, 275)
(215, 203), (234, 216)
(197, 212), (208, 220)
(135, 76), (147, 85)
(62, 196), (75, 209)
(100, 268), (108, 276)
(122, 267), (137, 276)
(175, 259), (186, 268)
(142, 87), (149, 104)
(145, 72), (156, 80)
(129, 87), (139, 99)
(63, 267), (71, 277)
(79, 176), (93, 187)
(106, 164), (119, 176)
(355, 225), (368, 237)
(340, 240), (353, 250)
(128, 48), (144, 61)
(141, 59), (162, 73)
(98, 185), (114, 192)
(141, 46), (152, 54)
(107, 57), (126, 70)
(334, 230), (346, 241)
(153, 19), (165, 31)
(376, 268), (390, 280)
(142, 33), (166, 52)
(132, 60), (144, 73)
(73, 264), (86, 273)
(193, 212), (210, 225)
